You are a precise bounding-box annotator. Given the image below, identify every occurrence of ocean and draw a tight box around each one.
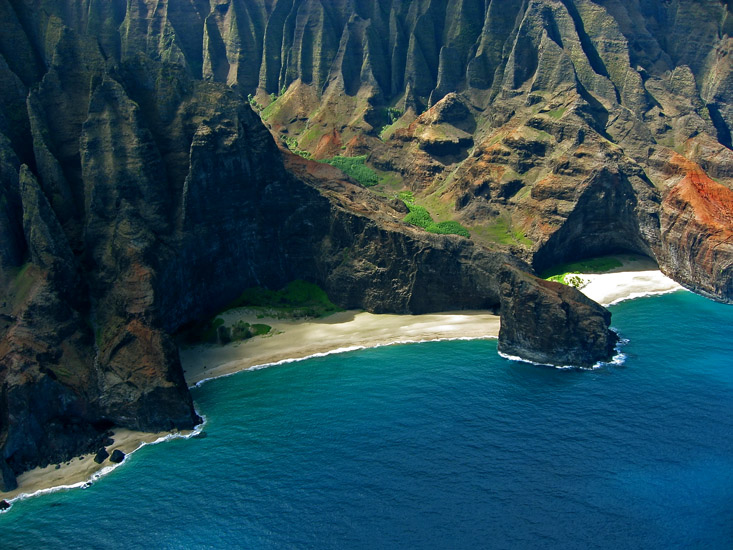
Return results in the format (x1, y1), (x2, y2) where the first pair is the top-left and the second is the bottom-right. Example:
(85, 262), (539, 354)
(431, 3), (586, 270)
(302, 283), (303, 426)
(2, 290), (732, 549)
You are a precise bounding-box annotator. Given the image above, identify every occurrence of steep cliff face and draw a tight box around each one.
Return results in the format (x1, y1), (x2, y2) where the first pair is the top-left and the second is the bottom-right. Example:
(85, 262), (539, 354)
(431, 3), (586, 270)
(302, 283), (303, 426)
(0, 1), (621, 491)
(3, 2), (729, 302)
(161, 0), (733, 304)
(657, 154), (733, 301)
(497, 265), (618, 367)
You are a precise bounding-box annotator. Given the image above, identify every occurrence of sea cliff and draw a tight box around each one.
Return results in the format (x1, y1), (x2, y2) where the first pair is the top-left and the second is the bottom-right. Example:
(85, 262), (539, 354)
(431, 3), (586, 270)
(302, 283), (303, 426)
(1, 0), (730, 491)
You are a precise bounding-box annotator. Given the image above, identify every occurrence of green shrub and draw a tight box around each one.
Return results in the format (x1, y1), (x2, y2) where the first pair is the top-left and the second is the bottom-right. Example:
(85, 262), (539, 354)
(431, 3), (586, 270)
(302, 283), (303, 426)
(547, 273), (587, 289)
(397, 191), (415, 203)
(247, 94), (263, 111)
(281, 136), (312, 159)
(231, 321), (272, 341)
(387, 107), (403, 124)
(401, 201), (470, 238)
(430, 221), (471, 238)
(230, 280), (341, 317)
(320, 155), (379, 187)
(403, 204), (433, 228)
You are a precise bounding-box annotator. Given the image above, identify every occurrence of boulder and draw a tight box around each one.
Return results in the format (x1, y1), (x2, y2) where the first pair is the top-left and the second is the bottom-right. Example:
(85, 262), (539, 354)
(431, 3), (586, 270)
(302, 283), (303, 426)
(389, 198), (409, 214)
(93, 448), (109, 464)
(109, 450), (126, 464)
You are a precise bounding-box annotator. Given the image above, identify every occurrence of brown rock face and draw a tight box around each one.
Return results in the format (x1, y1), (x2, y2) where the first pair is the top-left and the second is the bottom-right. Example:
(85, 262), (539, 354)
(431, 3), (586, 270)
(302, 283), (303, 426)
(498, 266), (619, 367)
(659, 160), (733, 302)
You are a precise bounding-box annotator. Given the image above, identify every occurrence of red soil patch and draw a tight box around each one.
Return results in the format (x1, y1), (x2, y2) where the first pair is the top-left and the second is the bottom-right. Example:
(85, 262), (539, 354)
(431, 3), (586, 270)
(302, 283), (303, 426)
(664, 153), (733, 237)
(313, 128), (343, 160)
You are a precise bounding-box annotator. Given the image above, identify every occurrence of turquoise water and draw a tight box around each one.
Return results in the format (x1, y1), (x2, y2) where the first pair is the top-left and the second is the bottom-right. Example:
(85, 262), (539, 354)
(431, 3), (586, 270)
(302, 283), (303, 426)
(2, 291), (733, 549)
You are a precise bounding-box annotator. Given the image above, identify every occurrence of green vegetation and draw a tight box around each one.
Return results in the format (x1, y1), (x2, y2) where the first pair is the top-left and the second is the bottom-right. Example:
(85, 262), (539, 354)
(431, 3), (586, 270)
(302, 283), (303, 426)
(379, 106), (411, 139)
(379, 113), (412, 140)
(546, 273), (587, 288)
(540, 257), (623, 279)
(376, 107), (404, 136)
(403, 204), (433, 227)
(400, 193), (470, 238)
(547, 107), (566, 119)
(229, 321), (272, 341)
(473, 217), (531, 246)
(298, 125), (324, 149)
(541, 256), (625, 289)
(320, 155), (379, 187)
(260, 86), (288, 120)
(197, 319), (273, 346)
(247, 93), (263, 112)
(282, 136), (312, 159)
(387, 107), (403, 124)
(181, 280), (338, 346)
(430, 221), (471, 237)
(229, 279), (341, 318)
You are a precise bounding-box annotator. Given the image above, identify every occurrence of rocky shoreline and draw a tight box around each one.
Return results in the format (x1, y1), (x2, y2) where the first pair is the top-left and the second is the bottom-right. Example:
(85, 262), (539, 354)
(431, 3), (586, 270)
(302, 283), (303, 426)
(2, 263), (683, 508)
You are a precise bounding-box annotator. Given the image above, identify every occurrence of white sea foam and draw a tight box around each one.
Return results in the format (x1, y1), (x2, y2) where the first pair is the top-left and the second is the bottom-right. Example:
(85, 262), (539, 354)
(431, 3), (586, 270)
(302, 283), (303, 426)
(593, 331), (630, 369)
(498, 330), (629, 371)
(0, 411), (207, 513)
(191, 335), (497, 388)
(497, 350), (593, 370)
(605, 286), (687, 306)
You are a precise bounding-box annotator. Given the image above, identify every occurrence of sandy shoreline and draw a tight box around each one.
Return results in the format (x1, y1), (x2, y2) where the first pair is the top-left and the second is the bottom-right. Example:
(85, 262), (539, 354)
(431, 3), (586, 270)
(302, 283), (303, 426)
(1, 427), (199, 504)
(1, 256), (685, 509)
(180, 255), (683, 387)
(573, 256), (683, 306)
(180, 310), (502, 386)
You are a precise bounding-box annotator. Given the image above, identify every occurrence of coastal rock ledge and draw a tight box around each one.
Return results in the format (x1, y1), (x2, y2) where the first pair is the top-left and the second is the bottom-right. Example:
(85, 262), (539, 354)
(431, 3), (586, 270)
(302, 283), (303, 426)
(498, 266), (619, 368)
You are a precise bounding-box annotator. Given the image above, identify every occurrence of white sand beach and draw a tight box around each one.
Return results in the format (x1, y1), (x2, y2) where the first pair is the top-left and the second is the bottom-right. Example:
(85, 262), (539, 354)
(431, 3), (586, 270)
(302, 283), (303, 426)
(180, 255), (683, 387)
(180, 309), (502, 386)
(567, 255), (684, 306)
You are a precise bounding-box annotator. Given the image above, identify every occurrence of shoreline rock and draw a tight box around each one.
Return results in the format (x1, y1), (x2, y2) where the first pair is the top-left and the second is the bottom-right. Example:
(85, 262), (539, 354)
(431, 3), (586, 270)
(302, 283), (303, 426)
(498, 266), (619, 367)
(109, 450), (126, 464)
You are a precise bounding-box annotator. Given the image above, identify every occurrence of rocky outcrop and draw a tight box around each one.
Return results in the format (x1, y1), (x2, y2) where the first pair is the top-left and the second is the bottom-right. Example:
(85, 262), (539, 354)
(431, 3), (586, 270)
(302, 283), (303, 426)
(109, 449), (125, 464)
(93, 448), (109, 464)
(498, 266), (618, 367)
(658, 155), (733, 302)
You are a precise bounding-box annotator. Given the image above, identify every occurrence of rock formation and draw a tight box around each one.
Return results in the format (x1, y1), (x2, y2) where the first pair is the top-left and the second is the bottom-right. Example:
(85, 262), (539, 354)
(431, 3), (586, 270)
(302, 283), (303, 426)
(2, 0), (730, 490)
(498, 265), (618, 367)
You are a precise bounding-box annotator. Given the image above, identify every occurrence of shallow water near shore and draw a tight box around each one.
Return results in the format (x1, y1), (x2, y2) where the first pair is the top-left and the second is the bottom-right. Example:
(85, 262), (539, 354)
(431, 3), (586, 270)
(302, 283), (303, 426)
(2, 290), (733, 548)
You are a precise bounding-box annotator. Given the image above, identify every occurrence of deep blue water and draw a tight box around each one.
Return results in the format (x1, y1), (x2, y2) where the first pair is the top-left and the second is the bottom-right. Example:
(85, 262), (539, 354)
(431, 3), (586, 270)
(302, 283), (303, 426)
(2, 290), (733, 549)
